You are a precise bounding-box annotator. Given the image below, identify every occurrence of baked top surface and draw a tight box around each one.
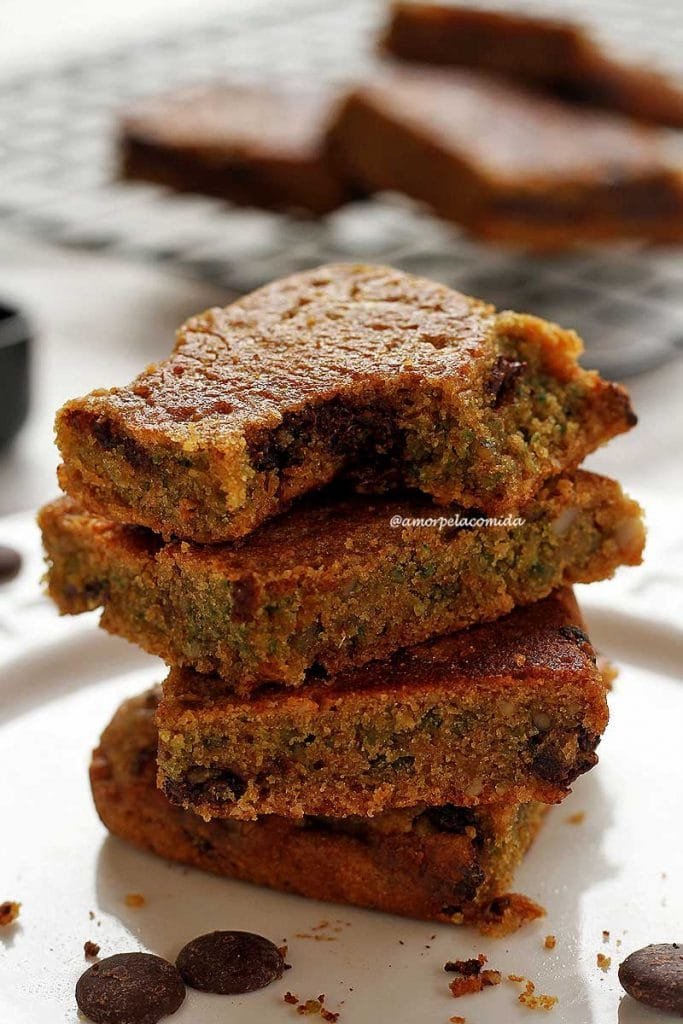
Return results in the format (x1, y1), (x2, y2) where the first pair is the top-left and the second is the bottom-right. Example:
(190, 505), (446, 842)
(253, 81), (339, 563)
(121, 84), (342, 161)
(345, 68), (674, 185)
(39, 469), (639, 578)
(59, 263), (495, 444)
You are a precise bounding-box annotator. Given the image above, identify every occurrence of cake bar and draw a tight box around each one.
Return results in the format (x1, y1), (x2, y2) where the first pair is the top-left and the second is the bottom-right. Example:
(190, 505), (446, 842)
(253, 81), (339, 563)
(92, 688), (546, 931)
(157, 590), (609, 820)
(40, 472), (642, 688)
(56, 264), (635, 542)
(120, 84), (353, 215)
(381, 2), (683, 128)
(328, 69), (683, 247)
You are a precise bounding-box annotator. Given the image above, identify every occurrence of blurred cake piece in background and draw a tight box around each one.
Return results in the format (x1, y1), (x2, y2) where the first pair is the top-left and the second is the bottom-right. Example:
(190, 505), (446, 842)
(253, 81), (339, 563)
(329, 67), (683, 248)
(120, 83), (357, 215)
(381, 2), (683, 128)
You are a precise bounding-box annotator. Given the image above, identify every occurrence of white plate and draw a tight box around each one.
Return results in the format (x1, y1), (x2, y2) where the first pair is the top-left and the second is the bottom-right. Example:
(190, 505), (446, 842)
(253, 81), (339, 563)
(0, 504), (681, 1024)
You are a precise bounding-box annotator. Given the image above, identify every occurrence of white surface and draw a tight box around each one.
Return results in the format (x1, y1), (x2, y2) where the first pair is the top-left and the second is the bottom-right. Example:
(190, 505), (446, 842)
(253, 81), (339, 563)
(0, 0), (271, 75)
(0, 501), (681, 1024)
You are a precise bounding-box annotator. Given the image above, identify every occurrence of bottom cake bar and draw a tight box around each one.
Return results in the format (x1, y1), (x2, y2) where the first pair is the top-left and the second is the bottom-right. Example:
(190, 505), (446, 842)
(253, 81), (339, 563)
(91, 689), (546, 932)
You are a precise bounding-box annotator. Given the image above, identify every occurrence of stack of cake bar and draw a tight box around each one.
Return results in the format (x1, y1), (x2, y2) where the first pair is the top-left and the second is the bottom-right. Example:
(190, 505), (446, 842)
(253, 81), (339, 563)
(40, 263), (644, 930)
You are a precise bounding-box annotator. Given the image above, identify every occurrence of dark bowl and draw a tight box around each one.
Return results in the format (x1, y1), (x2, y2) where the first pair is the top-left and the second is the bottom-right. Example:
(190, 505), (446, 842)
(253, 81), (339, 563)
(0, 303), (31, 449)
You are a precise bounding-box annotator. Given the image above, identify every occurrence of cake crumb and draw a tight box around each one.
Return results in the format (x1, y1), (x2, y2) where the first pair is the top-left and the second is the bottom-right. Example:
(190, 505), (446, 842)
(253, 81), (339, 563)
(285, 992), (340, 1021)
(446, 954), (501, 998)
(565, 811), (585, 825)
(477, 893), (545, 936)
(83, 940), (100, 959)
(0, 901), (20, 926)
(544, 935), (556, 950)
(298, 1000), (322, 1016)
(509, 975), (558, 1011)
(601, 930), (610, 942)
(449, 1017), (466, 1023)
(124, 893), (146, 908)
(597, 953), (611, 972)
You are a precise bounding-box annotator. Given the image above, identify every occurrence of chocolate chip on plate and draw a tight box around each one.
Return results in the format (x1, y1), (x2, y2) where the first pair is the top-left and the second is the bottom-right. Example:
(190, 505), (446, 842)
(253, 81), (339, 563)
(618, 943), (683, 1015)
(0, 544), (21, 583)
(75, 952), (185, 1024)
(176, 930), (285, 994)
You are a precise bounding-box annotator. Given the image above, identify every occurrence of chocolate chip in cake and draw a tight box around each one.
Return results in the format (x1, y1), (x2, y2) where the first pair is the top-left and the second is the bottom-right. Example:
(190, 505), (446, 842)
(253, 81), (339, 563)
(618, 943), (683, 1015)
(423, 805), (478, 835)
(176, 930), (285, 994)
(0, 545), (21, 583)
(75, 952), (185, 1024)
(486, 356), (527, 408)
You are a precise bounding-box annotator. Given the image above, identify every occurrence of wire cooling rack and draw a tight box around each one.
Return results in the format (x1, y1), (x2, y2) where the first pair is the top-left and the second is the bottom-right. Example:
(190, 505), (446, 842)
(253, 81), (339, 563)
(1, 0), (682, 377)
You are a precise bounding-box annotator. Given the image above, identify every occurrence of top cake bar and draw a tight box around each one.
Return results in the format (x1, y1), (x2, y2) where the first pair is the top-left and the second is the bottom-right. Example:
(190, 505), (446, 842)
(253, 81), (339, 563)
(56, 264), (635, 543)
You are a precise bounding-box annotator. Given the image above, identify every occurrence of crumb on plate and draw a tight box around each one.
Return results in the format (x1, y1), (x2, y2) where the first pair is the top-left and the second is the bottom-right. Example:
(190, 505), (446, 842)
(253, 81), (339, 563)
(597, 953), (611, 972)
(0, 901), (20, 926)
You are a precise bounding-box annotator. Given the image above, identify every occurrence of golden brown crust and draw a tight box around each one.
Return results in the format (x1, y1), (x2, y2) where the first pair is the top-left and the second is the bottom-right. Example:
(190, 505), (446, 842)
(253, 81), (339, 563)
(38, 472), (644, 688)
(56, 264), (635, 541)
(381, 2), (683, 128)
(328, 69), (683, 247)
(119, 84), (353, 215)
(91, 688), (546, 930)
(156, 590), (610, 820)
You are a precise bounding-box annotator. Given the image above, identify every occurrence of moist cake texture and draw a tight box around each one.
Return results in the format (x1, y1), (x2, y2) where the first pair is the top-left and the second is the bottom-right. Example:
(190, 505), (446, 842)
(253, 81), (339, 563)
(381, 2), (683, 128)
(56, 264), (635, 542)
(328, 71), (683, 247)
(92, 687), (546, 930)
(119, 84), (353, 215)
(157, 590), (609, 820)
(39, 472), (643, 688)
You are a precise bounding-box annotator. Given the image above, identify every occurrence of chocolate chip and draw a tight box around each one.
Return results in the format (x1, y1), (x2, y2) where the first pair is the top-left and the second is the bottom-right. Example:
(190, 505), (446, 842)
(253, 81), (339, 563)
(176, 931), (284, 994)
(0, 544), (21, 583)
(445, 957), (481, 976)
(531, 746), (572, 786)
(450, 864), (486, 902)
(486, 356), (527, 408)
(91, 417), (150, 469)
(424, 805), (478, 835)
(619, 943), (683, 1015)
(558, 625), (590, 645)
(489, 896), (511, 917)
(165, 768), (247, 809)
(75, 952), (185, 1024)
